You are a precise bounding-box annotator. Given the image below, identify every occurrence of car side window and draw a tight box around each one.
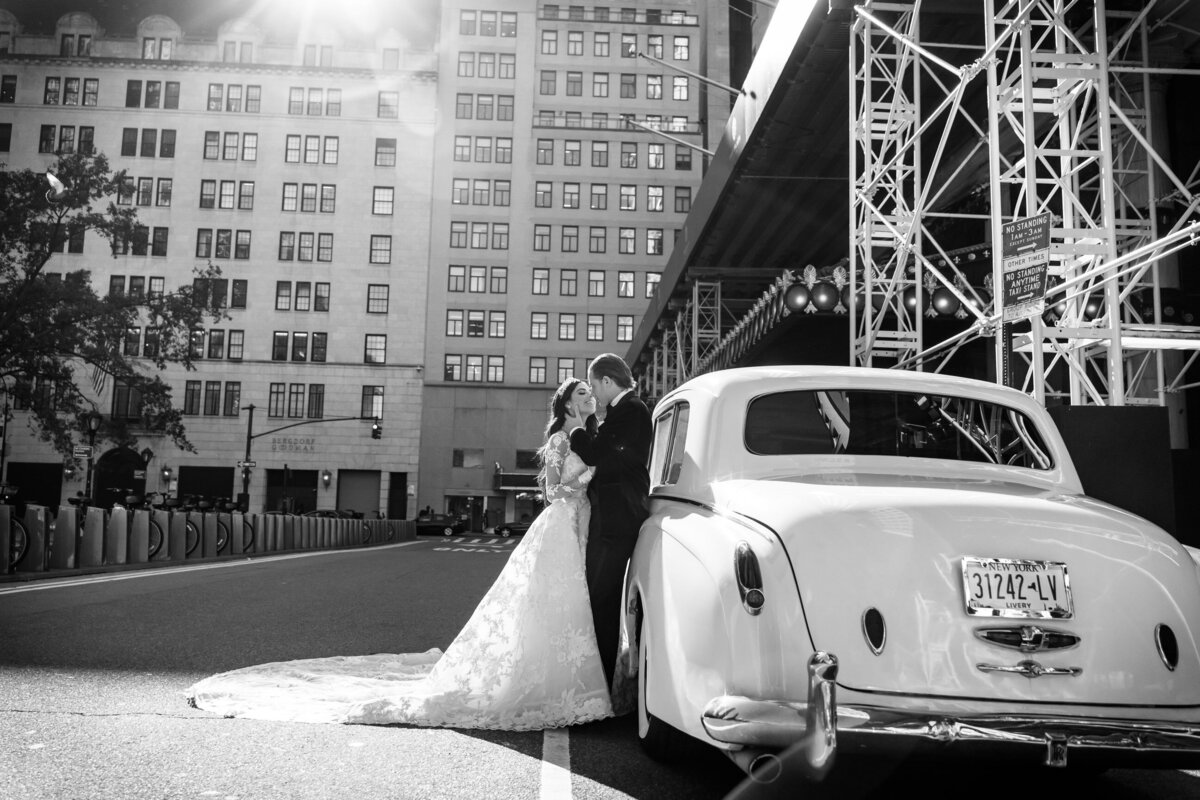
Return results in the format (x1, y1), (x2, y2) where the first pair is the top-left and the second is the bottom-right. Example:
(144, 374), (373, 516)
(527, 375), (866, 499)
(650, 401), (690, 486)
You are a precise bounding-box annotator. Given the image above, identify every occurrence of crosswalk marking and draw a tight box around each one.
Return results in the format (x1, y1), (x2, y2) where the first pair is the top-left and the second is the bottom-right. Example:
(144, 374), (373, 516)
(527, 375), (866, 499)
(540, 728), (571, 800)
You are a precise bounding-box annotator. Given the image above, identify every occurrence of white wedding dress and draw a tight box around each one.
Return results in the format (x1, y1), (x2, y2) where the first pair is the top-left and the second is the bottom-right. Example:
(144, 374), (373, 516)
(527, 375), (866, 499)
(186, 431), (614, 729)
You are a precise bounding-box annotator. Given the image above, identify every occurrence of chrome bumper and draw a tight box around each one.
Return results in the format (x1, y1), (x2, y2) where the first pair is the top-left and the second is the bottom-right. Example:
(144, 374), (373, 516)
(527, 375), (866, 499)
(702, 654), (1200, 770)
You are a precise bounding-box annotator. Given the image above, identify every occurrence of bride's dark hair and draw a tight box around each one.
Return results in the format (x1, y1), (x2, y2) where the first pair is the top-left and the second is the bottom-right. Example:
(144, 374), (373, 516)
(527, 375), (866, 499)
(542, 377), (598, 442)
(537, 378), (598, 491)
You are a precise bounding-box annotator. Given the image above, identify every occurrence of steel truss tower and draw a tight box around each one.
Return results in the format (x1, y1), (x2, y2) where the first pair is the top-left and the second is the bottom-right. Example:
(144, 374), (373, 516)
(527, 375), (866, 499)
(851, 0), (1200, 439)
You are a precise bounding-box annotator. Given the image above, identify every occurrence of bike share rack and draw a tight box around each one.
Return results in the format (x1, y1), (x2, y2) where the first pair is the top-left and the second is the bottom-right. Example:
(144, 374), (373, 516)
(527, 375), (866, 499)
(3, 504), (417, 576)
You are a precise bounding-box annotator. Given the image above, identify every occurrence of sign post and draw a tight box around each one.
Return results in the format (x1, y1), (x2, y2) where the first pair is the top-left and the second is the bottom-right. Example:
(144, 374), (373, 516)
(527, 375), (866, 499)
(1001, 213), (1052, 323)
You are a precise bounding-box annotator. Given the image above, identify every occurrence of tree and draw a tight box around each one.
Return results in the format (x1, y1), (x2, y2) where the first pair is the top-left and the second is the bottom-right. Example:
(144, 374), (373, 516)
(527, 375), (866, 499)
(0, 152), (223, 459)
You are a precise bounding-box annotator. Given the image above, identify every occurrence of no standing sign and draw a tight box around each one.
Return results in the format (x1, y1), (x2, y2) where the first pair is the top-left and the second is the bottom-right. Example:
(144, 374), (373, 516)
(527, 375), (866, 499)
(1001, 213), (1052, 322)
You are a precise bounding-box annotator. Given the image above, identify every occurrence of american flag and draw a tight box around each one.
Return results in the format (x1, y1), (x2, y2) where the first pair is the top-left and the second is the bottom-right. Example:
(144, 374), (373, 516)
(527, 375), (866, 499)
(90, 363), (108, 396)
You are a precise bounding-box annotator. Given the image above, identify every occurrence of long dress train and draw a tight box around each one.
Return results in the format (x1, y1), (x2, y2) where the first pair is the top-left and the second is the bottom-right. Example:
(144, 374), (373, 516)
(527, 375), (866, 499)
(186, 431), (614, 730)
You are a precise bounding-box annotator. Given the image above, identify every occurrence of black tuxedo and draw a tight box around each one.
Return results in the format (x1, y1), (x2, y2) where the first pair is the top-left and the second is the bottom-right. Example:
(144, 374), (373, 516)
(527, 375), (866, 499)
(570, 391), (652, 684)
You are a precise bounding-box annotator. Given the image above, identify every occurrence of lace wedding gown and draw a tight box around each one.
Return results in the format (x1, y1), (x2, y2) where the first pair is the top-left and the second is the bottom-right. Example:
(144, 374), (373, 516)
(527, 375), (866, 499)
(186, 431), (614, 729)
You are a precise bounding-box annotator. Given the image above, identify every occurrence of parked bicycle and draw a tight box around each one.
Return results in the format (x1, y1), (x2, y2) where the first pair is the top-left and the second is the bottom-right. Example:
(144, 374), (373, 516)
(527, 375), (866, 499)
(120, 491), (171, 559)
(2, 484), (29, 571)
(174, 494), (206, 556)
(212, 497), (254, 553)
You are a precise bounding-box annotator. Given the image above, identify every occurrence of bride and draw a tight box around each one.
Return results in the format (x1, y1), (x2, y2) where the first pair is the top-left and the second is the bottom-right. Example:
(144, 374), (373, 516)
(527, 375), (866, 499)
(187, 378), (613, 730)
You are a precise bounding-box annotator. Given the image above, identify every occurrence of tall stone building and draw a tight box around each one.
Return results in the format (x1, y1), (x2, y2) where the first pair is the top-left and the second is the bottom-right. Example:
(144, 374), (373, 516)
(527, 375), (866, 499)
(0, 1), (735, 524)
(421, 1), (730, 529)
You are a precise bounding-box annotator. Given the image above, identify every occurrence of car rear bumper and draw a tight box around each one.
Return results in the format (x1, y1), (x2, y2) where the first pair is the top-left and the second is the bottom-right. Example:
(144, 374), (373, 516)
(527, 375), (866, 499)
(701, 656), (1200, 770)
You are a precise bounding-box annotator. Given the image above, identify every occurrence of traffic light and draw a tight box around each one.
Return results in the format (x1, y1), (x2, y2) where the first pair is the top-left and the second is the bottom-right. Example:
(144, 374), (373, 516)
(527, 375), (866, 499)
(371, 419), (382, 439)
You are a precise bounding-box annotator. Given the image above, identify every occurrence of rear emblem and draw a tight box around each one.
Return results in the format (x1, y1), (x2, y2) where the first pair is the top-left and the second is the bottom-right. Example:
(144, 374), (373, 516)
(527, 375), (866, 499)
(975, 625), (1080, 653)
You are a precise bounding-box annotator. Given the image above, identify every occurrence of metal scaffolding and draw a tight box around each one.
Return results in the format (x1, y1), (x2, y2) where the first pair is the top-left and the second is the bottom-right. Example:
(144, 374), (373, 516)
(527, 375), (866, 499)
(850, 0), (1200, 432)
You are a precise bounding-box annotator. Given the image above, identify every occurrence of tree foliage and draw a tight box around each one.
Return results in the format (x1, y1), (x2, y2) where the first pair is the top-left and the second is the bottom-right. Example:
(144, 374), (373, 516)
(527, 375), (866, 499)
(0, 153), (224, 459)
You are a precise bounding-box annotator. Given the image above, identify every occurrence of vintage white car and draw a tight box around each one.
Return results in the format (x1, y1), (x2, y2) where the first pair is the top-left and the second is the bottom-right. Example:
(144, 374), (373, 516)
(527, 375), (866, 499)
(621, 365), (1200, 779)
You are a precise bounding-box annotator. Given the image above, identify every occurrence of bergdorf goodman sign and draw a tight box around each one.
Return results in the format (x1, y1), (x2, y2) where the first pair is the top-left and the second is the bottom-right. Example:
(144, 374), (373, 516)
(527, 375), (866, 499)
(271, 436), (316, 453)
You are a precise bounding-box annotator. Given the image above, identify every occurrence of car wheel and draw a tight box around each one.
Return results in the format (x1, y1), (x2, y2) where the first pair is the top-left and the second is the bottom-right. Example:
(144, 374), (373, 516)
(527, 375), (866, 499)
(498, 527), (511, 538)
(442, 526), (454, 536)
(637, 609), (691, 761)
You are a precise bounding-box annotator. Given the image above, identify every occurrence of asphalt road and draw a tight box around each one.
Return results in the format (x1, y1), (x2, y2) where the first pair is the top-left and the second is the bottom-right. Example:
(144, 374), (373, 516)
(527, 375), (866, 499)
(2, 537), (1199, 800)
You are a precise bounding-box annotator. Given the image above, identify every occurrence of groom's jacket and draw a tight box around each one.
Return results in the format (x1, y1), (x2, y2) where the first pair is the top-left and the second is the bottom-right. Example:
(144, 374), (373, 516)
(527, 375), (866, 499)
(570, 391), (652, 499)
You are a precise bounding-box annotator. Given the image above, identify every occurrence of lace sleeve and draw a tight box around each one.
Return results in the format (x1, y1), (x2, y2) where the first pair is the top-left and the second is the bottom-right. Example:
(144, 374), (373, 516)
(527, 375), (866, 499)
(543, 432), (585, 503)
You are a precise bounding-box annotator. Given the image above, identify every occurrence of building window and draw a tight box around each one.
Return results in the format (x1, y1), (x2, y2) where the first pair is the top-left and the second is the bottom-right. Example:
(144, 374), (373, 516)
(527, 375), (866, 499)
(534, 225), (551, 251)
(568, 31), (583, 56)
(592, 141), (608, 167)
(646, 272), (661, 298)
(559, 313), (576, 341)
(589, 226), (607, 253)
(563, 182), (580, 209)
(228, 330), (245, 359)
(204, 381), (222, 416)
(458, 51), (475, 77)
(566, 71), (582, 96)
(476, 94), (493, 119)
(675, 186), (692, 213)
(557, 358), (574, 383)
(673, 76), (689, 101)
(588, 270), (606, 297)
(492, 224), (509, 250)
(378, 91), (399, 118)
(645, 185), (664, 212)
(617, 271), (635, 298)
(367, 284), (389, 313)
(223, 382), (241, 416)
(468, 266), (487, 293)
(361, 386), (384, 419)
(372, 186), (395, 215)
(594, 32), (610, 57)
(307, 385), (324, 419)
(454, 136), (471, 161)
(489, 311), (506, 338)
(587, 314), (604, 341)
(647, 74), (663, 100)
(295, 282), (311, 310)
(541, 30), (557, 55)
(487, 356), (504, 382)
(676, 145), (692, 170)
(620, 184), (637, 211)
(530, 312), (548, 340)
(529, 357), (546, 384)
(560, 269), (577, 296)
(471, 223), (489, 249)
(499, 53), (516, 78)
(619, 227), (636, 254)
(647, 228), (664, 255)
(291, 331), (308, 361)
(617, 315), (634, 342)
(565, 140), (581, 166)
(621, 142), (637, 168)
(456, 92), (473, 119)
(448, 265), (466, 292)
(478, 53), (495, 77)
(184, 381), (202, 415)
(467, 310), (485, 337)
(444, 354), (462, 381)
(532, 268), (549, 295)
(375, 137), (397, 166)
(494, 180), (511, 206)
(536, 139), (554, 165)
(496, 138), (513, 163)
(460, 355), (481, 382)
(562, 226), (578, 252)
(364, 334), (386, 364)
(490, 267), (508, 293)
(540, 71), (556, 95)
(370, 235), (392, 264)
(446, 309), (464, 336)
(312, 332), (328, 362)
(535, 182), (552, 208)
(500, 12), (517, 36)
(497, 94), (513, 121)
(620, 73), (636, 99)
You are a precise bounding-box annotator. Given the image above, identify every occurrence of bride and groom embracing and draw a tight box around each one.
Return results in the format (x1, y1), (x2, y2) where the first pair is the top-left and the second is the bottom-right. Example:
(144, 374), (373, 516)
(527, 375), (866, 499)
(187, 353), (652, 731)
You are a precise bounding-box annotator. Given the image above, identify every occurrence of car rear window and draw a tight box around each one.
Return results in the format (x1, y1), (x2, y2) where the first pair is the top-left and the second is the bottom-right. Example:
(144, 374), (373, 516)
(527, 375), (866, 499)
(744, 389), (1053, 470)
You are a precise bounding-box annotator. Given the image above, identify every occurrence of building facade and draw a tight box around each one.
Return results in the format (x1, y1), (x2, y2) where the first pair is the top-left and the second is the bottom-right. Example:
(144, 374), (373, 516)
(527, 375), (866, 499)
(0, 8), (436, 516)
(420, 0), (730, 529)
(0, 2), (734, 525)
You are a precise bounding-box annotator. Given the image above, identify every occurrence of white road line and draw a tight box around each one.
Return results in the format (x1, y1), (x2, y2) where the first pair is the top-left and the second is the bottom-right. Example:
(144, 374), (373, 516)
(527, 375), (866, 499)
(0, 541), (423, 596)
(540, 728), (572, 800)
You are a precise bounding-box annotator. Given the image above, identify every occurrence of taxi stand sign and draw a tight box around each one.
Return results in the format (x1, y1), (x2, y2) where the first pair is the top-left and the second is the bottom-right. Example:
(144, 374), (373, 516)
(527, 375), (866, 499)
(1001, 213), (1052, 323)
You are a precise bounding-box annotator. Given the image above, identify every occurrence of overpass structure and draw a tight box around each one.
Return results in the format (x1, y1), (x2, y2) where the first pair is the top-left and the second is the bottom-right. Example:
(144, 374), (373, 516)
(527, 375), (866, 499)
(628, 0), (1200, 448)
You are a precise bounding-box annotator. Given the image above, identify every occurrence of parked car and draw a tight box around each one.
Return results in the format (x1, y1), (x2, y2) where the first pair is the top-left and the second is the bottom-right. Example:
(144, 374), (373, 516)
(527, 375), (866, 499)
(490, 516), (536, 538)
(620, 365), (1200, 780)
(415, 513), (468, 537)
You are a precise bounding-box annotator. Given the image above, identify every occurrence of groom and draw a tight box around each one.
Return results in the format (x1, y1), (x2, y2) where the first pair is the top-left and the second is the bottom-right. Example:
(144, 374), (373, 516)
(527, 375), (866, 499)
(569, 353), (652, 686)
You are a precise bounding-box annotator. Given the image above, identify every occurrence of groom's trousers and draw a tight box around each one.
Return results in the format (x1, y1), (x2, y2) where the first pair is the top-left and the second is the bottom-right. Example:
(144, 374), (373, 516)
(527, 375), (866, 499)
(585, 484), (649, 685)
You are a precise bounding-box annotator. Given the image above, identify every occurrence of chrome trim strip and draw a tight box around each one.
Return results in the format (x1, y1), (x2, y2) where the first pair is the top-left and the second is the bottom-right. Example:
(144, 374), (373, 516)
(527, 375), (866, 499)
(977, 660), (1083, 678)
(974, 624), (1081, 653)
(701, 698), (1200, 766)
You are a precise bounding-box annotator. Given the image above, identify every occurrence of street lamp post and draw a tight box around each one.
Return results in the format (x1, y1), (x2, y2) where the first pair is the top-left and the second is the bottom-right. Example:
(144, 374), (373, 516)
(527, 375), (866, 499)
(83, 412), (101, 500)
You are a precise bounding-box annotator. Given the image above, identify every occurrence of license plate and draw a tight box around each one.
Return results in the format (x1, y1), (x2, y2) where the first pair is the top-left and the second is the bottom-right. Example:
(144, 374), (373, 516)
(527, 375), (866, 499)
(961, 557), (1073, 619)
